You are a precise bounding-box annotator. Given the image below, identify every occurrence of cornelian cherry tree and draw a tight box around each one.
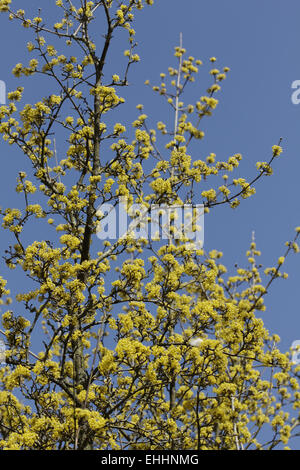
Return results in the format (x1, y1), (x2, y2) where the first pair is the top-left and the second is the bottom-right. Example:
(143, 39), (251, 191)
(0, 0), (300, 450)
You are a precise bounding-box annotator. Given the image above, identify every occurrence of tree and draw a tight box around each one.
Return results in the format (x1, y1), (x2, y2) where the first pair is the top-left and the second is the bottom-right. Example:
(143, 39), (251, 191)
(0, 0), (300, 451)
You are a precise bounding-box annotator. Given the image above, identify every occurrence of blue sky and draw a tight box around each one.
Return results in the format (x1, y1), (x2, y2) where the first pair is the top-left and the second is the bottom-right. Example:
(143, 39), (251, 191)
(1, 0), (300, 415)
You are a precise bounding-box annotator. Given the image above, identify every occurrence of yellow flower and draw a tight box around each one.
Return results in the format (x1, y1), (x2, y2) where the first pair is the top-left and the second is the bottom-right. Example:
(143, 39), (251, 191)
(0, 0), (11, 11)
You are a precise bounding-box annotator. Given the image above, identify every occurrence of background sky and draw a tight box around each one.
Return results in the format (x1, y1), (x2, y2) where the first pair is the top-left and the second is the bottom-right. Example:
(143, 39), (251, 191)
(0, 0), (300, 445)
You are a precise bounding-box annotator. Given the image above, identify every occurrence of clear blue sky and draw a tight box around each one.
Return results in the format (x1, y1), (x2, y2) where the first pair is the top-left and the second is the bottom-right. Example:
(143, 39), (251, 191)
(1, 0), (300, 395)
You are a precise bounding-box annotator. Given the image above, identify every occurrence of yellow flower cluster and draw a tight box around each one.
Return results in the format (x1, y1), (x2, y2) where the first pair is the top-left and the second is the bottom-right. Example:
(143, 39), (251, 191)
(90, 86), (124, 113)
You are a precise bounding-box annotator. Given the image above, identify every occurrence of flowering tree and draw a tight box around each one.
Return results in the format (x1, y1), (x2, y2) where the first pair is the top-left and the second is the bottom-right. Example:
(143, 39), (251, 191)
(0, 0), (300, 450)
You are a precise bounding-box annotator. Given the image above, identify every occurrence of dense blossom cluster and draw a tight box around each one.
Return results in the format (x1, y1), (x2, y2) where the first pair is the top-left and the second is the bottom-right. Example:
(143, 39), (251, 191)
(0, 0), (299, 451)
